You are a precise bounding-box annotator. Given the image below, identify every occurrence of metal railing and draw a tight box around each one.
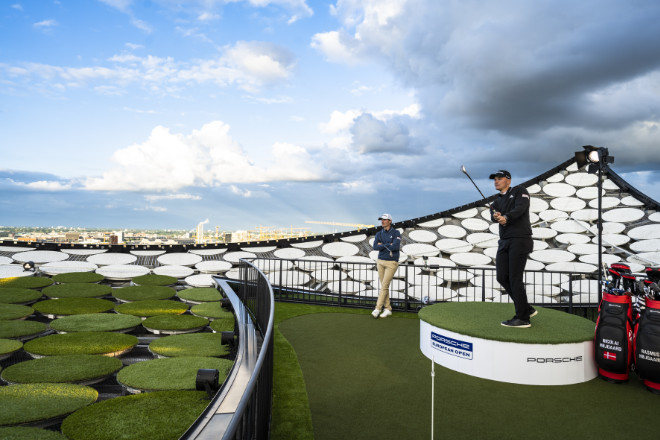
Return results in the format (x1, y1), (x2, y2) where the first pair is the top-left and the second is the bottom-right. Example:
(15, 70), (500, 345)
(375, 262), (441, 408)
(181, 259), (274, 440)
(236, 258), (603, 317)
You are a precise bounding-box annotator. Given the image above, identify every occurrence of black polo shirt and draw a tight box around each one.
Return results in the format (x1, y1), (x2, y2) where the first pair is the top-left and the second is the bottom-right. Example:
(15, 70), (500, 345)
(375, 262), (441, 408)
(490, 185), (532, 239)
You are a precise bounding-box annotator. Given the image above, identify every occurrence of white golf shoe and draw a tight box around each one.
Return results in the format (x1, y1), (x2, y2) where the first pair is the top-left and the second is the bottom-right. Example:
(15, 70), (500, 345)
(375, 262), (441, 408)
(371, 308), (381, 318)
(380, 309), (392, 319)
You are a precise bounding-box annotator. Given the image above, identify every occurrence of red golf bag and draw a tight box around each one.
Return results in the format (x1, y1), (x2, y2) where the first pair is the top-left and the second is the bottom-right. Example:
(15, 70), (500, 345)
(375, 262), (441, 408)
(634, 268), (660, 394)
(595, 292), (634, 382)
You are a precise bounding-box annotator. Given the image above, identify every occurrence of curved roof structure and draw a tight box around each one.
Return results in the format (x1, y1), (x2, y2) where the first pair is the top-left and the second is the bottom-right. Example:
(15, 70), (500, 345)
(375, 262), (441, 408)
(1, 157), (659, 283)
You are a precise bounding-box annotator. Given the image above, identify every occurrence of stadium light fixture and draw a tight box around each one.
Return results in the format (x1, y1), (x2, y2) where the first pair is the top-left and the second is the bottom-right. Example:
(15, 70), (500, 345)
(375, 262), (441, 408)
(574, 145), (615, 302)
(22, 261), (35, 271)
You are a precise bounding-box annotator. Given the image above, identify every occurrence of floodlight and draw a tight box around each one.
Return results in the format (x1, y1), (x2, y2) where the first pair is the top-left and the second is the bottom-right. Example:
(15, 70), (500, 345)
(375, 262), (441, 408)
(23, 261), (35, 271)
(196, 368), (220, 399)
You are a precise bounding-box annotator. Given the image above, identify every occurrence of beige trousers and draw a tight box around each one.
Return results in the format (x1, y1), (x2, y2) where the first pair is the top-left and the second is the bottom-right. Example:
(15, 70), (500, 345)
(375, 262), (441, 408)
(376, 259), (399, 311)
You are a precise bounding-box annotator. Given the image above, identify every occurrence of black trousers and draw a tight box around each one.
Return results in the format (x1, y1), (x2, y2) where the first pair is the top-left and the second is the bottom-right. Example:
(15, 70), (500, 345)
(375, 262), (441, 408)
(496, 237), (534, 320)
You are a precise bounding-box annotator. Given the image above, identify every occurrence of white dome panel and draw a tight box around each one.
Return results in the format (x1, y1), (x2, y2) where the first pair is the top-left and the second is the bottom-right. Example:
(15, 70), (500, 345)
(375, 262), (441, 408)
(153, 265), (195, 278)
(588, 196), (620, 209)
(88, 253), (137, 266)
(295, 256), (334, 271)
(12, 250), (68, 264)
(461, 218), (489, 232)
(322, 242), (359, 258)
(291, 240), (323, 249)
(435, 239), (473, 254)
(546, 173), (565, 183)
(407, 287), (458, 302)
(602, 179), (620, 190)
(525, 260), (545, 271)
(565, 173), (598, 187)
(0, 265), (34, 278)
(195, 260), (233, 274)
(402, 243), (440, 257)
(627, 224), (660, 240)
(545, 262), (597, 273)
(526, 184), (541, 194)
(444, 270), (475, 282)
(543, 182), (576, 197)
(555, 233), (590, 245)
(348, 269), (379, 282)
(592, 234), (630, 246)
(450, 253), (491, 267)
(571, 209), (599, 221)
(452, 208), (478, 219)
(40, 261), (98, 275)
(184, 274), (215, 287)
(457, 287), (498, 300)
(408, 229), (438, 243)
(539, 210), (569, 222)
(524, 272), (569, 285)
(529, 198), (550, 213)
(529, 249), (576, 263)
(602, 207), (644, 223)
(223, 251), (257, 263)
(326, 280), (366, 294)
(532, 227), (557, 239)
(157, 253), (203, 267)
(274, 248), (306, 259)
(241, 246), (276, 253)
(437, 225), (467, 239)
(649, 212), (660, 222)
(341, 234), (368, 243)
(576, 187), (605, 200)
(465, 233), (499, 248)
(63, 249), (108, 256)
(189, 249), (228, 256)
(267, 271), (311, 287)
(588, 222), (625, 235)
(96, 264), (150, 280)
(621, 196), (644, 207)
(550, 219), (590, 233)
(409, 273), (444, 286)
(630, 239), (660, 253)
(311, 269), (347, 282)
(130, 250), (166, 256)
(578, 254), (624, 265)
(550, 197), (587, 212)
(417, 218), (445, 228)
(412, 257), (456, 268)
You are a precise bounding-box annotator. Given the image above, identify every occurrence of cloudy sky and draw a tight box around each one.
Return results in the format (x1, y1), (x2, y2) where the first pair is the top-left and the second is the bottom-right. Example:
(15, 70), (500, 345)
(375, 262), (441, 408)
(1, 0), (660, 232)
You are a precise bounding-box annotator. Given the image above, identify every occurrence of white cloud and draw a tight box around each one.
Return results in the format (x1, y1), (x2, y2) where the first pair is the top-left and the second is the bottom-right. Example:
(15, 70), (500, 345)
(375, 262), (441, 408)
(319, 109), (362, 134)
(33, 19), (58, 30)
(2, 41), (296, 94)
(84, 121), (323, 191)
(19, 180), (72, 191)
(230, 185), (252, 198)
(311, 31), (360, 64)
(144, 193), (202, 201)
(11, 4), (23, 11)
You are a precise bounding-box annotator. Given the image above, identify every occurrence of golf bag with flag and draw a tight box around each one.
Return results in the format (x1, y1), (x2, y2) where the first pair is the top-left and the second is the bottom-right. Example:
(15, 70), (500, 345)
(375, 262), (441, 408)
(633, 267), (660, 394)
(594, 263), (634, 382)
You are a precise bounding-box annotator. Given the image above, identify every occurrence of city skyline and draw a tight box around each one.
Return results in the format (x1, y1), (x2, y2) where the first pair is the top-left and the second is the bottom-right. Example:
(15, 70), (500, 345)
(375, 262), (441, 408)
(2, 1), (660, 230)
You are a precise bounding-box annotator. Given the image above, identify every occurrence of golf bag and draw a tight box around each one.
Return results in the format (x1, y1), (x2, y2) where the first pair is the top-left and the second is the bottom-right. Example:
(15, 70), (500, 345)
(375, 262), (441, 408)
(634, 293), (660, 394)
(608, 263), (638, 294)
(595, 292), (634, 382)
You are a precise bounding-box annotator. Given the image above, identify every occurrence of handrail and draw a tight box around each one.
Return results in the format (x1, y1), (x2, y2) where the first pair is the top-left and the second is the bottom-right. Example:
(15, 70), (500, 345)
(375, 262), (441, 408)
(180, 260), (274, 440)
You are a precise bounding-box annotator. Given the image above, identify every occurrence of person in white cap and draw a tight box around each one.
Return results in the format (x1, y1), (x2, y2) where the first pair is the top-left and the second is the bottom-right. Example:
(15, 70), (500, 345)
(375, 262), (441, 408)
(372, 213), (401, 318)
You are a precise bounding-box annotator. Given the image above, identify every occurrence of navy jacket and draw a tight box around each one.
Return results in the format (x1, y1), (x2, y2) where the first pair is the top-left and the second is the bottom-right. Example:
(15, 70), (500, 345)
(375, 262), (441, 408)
(373, 227), (401, 261)
(490, 185), (532, 239)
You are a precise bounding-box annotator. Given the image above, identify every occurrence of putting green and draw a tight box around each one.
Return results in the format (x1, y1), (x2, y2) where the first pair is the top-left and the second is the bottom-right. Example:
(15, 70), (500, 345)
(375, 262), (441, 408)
(0, 288), (42, 305)
(117, 356), (233, 391)
(1, 355), (123, 384)
(142, 315), (209, 333)
(42, 283), (111, 299)
(24, 332), (138, 357)
(61, 390), (208, 440)
(114, 300), (188, 317)
(52, 272), (105, 284)
(0, 304), (33, 321)
(177, 287), (223, 303)
(0, 277), (53, 290)
(418, 302), (595, 343)
(0, 426), (68, 439)
(0, 383), (97, 427)
(131, 274), (177, 286)
(112, 286), (176, 302)
(50, 313), (142, 333)
(191, 302), (233, 320)
(33, 298), (115, 316)
(279, 310), (659, 440)
(0, 321), (47, 339)
(149, 333), (228, 357)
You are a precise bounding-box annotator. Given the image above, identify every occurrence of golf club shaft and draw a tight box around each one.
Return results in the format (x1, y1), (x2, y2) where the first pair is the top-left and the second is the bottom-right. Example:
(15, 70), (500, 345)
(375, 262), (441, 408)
(461, 165), (491, 208)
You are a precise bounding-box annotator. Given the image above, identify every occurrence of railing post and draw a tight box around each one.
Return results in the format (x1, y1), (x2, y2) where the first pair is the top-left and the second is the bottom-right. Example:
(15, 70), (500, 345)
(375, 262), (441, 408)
(568, 274), (573, 315)
(481, 268), (486, 302)
(404, 263), (409, 311)
(338, 261), (343, 307)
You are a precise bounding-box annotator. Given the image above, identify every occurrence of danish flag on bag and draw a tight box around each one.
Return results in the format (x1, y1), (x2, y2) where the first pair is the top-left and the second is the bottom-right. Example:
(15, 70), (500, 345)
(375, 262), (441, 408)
(603, 352), (617, 361)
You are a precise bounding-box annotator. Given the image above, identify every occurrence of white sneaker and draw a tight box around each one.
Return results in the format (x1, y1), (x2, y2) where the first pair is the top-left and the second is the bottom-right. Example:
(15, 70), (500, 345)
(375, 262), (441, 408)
(380, 309), (392, 319)
(371, 308), (381, 318)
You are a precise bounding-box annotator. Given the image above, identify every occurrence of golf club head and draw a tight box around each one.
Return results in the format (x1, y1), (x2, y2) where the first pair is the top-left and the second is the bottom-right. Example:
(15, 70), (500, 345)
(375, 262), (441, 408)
(460, 165), (467, 174)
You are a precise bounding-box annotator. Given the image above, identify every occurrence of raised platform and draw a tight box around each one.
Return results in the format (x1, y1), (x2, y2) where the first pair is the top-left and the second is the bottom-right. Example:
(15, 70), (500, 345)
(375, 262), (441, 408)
(419, 303), (597, 385)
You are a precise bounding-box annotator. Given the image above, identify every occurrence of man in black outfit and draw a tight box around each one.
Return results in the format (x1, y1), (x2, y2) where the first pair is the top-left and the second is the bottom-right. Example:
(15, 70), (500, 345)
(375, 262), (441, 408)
(489, 170), (537, 328)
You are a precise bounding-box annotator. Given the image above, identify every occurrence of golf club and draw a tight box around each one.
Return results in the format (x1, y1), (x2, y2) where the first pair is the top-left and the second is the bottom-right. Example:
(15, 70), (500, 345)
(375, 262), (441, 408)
(460, 165), (492, 209)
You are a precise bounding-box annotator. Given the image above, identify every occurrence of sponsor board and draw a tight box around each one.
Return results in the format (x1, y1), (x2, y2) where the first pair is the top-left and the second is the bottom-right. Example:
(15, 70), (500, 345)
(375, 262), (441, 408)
(420, 320), (597, 386)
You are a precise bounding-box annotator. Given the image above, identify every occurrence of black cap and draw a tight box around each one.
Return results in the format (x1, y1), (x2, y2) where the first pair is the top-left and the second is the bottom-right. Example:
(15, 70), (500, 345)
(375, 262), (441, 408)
(489, 170), (511, 179)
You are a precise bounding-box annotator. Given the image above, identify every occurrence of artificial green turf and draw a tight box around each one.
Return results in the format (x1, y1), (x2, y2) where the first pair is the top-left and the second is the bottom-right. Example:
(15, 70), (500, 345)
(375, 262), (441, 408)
(0, 288), (42, 304)
(50, 313), (142, 333)
(149, 333), (229, 357)
(270, 303), (418, 440)
(114, 300), (188, 317)
(142, 314), (209, 332)
(0, 338), (23, 356)
(61, 390), (209, 440)
(209, 316), (235, 333)
(278, 309), (660, 440)
(1, 355), (123, 384)
(23, 332), (138, 357)
(0, 304), (33, 320)
(0, 277), (53, 289)
(190, 302), (233, 320)
(131, 274), (177, 286)
(52, 272), (105, 284)
(0, 426), (68, 439)
(112, 285), (176, 302)
(0, 383), (97, 426)
(177, 287), (223, 302)
(117, 356), (233, 391)
(418, 302), (595, 343)
(0, 320), (47, 339)
(42, 283), (112, 299)
(33, 298), (115, 316)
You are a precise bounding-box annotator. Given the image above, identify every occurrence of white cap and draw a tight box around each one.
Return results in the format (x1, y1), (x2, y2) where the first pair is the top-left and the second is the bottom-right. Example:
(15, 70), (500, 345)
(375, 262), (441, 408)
(378, 213), (393, 221)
